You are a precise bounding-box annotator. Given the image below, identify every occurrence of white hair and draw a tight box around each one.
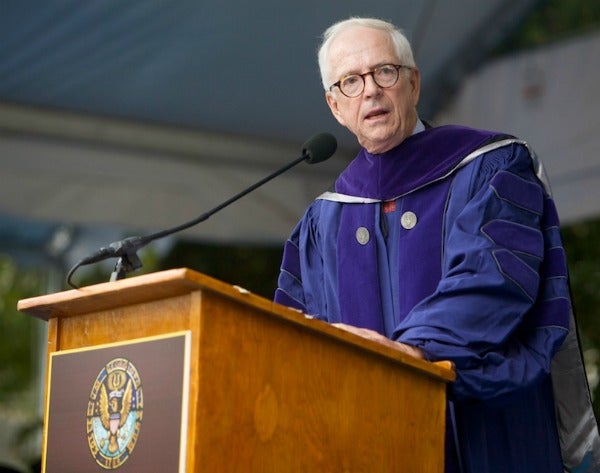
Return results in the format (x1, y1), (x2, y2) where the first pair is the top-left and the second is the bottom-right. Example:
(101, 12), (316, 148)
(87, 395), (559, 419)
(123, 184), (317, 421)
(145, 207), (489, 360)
(317, 17), (417, 90)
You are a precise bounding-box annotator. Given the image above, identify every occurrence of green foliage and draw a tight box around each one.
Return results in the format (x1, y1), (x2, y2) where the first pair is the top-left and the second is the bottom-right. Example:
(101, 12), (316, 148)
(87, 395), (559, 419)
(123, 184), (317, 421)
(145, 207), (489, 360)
(495, 0), (600, 55)
(561, 217), (600, 412)
(0, 256), (45, 471)
(563, 219), (600, 346)
(0, 256), (45, 404)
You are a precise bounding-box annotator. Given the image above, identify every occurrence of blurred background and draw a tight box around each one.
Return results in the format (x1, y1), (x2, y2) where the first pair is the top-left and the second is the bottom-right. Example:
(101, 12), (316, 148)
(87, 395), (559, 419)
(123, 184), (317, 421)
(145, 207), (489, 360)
(1, 0), (599, 470)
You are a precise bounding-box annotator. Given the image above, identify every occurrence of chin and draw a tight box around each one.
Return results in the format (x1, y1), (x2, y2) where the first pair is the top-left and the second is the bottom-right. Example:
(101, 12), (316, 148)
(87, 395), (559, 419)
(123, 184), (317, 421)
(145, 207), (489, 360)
(363, 136), (406, 155)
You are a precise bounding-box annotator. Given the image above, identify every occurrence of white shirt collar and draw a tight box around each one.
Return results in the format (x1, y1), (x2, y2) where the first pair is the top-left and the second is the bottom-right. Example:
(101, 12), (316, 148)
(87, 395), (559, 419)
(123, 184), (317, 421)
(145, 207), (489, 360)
(412, 118), (425, 135)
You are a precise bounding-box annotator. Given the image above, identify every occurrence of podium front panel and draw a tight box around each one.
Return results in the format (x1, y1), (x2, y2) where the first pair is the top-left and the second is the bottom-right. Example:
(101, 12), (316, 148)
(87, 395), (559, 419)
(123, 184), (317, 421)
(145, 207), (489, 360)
(43, 332), (191, 473)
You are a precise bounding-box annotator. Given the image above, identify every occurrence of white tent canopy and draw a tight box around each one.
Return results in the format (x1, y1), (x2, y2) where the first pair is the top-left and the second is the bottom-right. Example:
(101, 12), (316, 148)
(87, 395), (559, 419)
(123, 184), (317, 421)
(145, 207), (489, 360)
(435, 30), (600, 225)
(0, 103), (348, 245)
(3, 0), (576, 265)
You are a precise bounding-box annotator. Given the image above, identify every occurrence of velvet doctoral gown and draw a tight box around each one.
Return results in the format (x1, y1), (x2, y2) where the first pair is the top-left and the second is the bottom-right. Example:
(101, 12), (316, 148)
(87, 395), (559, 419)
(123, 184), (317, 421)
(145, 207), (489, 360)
(275, 125), (600, 473)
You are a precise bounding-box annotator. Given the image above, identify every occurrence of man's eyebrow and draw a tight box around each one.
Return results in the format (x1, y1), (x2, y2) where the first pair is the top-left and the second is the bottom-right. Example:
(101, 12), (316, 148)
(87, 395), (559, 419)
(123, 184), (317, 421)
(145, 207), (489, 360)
(338, 61), (397, 78)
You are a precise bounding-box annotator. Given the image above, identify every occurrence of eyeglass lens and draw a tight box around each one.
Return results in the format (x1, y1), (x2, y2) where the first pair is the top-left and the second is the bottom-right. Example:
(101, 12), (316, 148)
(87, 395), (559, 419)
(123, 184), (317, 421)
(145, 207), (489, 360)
(340, 65), (400, 97)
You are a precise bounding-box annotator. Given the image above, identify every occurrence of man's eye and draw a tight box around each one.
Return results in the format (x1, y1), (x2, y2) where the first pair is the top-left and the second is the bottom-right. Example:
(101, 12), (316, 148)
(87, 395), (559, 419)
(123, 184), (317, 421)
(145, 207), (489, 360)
(377, 66), (396, 77)
(342, 75), (360, 86)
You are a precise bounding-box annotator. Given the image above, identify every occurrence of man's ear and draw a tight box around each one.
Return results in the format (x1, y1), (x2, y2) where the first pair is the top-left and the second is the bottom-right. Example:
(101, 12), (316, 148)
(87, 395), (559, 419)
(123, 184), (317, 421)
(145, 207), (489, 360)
(325, 91), (347, 127)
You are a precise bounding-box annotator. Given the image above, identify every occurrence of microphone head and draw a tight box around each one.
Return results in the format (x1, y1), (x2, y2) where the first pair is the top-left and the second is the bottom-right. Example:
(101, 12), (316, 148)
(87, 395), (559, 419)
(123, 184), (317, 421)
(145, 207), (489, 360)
(302, 132), (337, 164)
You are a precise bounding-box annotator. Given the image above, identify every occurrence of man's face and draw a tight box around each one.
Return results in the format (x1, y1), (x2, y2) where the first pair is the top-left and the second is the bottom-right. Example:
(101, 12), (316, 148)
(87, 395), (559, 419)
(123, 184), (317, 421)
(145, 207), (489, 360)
(325, 27), (420, 154)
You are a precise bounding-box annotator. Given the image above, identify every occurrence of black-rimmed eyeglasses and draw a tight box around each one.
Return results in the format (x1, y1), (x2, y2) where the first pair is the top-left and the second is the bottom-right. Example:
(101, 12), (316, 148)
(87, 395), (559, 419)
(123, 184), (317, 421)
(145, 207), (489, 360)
(329, 64), (411, 98)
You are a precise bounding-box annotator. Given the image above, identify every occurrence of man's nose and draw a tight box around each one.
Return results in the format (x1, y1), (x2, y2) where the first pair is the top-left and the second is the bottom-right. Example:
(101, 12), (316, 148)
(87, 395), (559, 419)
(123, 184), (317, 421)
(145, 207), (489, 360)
(363, 72), (382, 96)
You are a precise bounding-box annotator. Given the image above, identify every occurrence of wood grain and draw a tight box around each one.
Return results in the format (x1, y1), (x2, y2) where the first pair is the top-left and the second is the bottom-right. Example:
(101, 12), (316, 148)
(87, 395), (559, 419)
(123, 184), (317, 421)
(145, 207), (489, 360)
(19, 268), (455, 472)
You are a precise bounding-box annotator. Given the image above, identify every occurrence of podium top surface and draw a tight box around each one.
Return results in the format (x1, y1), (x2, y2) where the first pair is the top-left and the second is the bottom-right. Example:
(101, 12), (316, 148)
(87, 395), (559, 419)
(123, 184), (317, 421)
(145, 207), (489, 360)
(18, 267), (237, 320)
(18, 267), (455, 383)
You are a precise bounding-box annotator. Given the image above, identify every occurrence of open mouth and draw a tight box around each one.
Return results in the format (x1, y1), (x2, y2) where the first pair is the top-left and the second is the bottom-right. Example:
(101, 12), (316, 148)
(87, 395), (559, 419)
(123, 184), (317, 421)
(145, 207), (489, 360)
(365, 108), (389, 120)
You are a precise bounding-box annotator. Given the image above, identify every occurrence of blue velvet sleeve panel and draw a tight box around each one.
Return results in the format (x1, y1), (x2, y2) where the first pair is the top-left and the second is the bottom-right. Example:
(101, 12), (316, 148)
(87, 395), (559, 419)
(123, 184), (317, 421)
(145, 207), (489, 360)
(394, 143), (570, 402)
(274, 219), (307, 311)
(274, 200), (341, 320)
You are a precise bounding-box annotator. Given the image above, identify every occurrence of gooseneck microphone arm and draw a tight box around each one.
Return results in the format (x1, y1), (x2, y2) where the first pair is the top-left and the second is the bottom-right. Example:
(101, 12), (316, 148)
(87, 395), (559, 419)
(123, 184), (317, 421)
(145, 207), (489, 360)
(66, 132), (337, 289)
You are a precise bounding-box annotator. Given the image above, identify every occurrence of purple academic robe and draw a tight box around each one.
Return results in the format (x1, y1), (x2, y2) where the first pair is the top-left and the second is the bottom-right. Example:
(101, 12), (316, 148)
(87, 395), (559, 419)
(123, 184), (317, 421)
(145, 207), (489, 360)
(275, 125), (599, 472)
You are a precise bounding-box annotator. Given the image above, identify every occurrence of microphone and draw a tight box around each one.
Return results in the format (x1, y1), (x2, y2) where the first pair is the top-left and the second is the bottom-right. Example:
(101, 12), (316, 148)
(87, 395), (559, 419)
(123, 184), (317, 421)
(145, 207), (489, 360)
(66, 132), (337, 288)
(302, 132), (338, 164)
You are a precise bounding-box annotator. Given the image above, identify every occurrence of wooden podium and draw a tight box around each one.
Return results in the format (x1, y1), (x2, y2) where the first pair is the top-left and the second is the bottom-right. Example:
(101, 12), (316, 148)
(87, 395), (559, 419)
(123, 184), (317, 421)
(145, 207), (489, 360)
(18, 268), (455, 472)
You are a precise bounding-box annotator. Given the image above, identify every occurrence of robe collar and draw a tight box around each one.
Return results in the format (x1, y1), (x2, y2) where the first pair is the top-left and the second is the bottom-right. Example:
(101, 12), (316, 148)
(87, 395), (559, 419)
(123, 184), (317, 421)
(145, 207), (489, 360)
(334, 125), (512, 201)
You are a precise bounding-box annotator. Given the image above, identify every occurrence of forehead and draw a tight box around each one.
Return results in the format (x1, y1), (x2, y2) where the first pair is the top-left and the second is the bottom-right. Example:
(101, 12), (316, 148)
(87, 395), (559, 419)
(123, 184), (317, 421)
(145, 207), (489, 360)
(328, 27), (399, 76)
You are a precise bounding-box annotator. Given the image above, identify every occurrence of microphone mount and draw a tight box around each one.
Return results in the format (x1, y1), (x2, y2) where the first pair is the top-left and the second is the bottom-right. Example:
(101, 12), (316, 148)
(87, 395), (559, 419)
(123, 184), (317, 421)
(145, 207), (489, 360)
(66, 132), (337, 288)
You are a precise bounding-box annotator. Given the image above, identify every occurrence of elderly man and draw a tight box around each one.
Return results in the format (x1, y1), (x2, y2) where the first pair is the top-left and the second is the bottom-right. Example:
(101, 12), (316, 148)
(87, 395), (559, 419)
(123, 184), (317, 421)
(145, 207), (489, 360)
(275, 17), (599, 473)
